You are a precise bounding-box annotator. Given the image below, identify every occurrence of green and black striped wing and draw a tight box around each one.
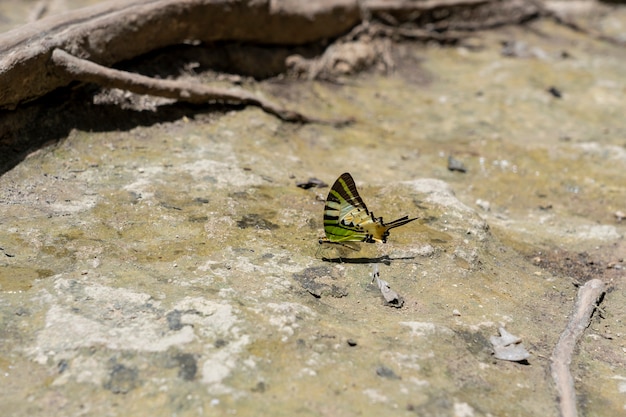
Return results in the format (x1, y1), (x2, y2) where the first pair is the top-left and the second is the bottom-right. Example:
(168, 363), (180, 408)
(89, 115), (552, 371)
(322, 172), (419, 245)
(323, 173), (373, 243)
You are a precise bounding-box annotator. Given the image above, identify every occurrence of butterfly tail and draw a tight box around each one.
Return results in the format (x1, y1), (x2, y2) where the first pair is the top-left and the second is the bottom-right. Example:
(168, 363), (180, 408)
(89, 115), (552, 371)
(377, 215), (418, 243)
(384, 216), (418, 230)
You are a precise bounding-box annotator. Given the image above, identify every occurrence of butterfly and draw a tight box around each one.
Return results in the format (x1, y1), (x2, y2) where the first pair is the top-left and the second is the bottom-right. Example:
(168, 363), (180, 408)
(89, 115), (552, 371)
(319, 173), (417, 249)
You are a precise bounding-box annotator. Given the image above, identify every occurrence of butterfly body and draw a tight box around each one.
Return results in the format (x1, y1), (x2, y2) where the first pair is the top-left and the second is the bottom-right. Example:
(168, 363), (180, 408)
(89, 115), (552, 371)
(322, 173), (417, 245)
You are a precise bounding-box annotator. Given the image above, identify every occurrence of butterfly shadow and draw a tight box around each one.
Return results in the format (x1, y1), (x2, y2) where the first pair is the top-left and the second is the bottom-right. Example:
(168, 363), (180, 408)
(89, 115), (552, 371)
(319, 254), (416, 265)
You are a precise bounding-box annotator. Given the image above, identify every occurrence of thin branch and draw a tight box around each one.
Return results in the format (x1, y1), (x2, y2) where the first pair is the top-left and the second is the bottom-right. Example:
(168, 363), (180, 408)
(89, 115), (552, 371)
(550, 278), (606, 417)
(50, 48), (352, 126)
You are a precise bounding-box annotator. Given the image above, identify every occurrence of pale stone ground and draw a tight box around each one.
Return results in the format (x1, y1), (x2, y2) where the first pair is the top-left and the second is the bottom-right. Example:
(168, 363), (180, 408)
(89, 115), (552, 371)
(1, 3), (625, 417)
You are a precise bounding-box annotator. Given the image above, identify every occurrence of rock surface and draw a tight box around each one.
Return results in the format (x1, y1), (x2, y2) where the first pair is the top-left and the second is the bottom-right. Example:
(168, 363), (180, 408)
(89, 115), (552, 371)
(1, 2), (625, 417)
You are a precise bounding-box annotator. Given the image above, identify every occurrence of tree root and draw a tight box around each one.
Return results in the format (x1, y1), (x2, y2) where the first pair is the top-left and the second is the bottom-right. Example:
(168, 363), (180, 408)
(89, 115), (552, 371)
(2, 0), (623, 111)
(0, 0), (361, 109)
(550, 279), (606, 417)
(50, 48), (352, 126)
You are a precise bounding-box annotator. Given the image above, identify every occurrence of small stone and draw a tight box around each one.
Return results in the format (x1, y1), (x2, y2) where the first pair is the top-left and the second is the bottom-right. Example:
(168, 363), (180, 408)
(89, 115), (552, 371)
(475, 199), (491, 211)
(376, 365), (401, 380)
(251, 381), (266, 393)
(448, 155), (467, 173)
(490, 327), (530, 362)
(547, 86), (562, 98)
(296, 177), (328, 189)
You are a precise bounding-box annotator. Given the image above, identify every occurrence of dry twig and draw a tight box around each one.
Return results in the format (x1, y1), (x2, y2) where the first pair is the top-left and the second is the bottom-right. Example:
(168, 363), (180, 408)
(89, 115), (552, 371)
(550, 278), (606, 417)
(50, 49), (352, 126)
